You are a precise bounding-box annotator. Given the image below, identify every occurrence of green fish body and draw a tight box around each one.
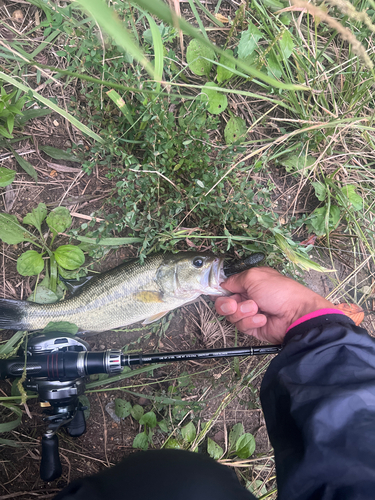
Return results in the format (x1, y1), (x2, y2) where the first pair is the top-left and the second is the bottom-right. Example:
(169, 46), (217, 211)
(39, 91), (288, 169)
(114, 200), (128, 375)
(0, 252), (227, 332)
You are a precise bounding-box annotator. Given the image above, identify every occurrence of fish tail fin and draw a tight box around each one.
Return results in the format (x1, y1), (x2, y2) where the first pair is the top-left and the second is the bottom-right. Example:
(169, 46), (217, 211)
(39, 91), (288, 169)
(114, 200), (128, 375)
(0, 298), (28, 330)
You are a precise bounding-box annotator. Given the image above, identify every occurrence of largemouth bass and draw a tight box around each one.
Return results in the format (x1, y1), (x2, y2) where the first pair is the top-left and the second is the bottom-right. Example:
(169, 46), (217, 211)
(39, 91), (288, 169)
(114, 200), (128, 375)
(0, 252), (229, 333)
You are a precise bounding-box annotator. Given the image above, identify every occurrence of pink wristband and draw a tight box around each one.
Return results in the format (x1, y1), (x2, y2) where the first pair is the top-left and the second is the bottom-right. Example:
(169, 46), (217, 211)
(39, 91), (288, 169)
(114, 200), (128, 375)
(286, 308), (345, 333)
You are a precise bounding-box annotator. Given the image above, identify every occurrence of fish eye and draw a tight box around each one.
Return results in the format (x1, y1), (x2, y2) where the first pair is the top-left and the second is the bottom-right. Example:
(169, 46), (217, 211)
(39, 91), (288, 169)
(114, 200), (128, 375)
(193, 257), (204, 268)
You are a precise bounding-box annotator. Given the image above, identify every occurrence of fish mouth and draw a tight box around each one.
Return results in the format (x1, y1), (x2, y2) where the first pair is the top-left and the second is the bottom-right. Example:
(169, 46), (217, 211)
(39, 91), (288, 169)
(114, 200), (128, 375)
(204, 257), (230, 296)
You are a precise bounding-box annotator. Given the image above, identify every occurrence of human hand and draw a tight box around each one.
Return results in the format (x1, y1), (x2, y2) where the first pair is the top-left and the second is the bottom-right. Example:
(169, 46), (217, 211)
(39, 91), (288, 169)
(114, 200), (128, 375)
(215, 267), (335, 344)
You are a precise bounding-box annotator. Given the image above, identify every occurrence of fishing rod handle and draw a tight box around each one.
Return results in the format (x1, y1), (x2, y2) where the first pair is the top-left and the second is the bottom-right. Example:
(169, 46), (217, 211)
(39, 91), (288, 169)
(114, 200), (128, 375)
(0, 351), (123, 380)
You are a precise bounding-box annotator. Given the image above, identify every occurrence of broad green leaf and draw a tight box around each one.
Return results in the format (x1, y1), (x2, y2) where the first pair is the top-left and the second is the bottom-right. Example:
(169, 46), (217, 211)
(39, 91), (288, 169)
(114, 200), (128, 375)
(267, 52), (282, 79)
(247, 479), (267, 496)
(115, 398), (132, 419)
(340, 185), (363, 211)
(262, 0), (284, 9)
(201, 82), (228, 114)
(312, 181), (327, 201)
(42, 321), (79, 334)
(224, 116), (247, 144)
(158, 420), (169, 432)
(181, 421), (196, 443)
(279, 154), (315, 173)
(236, 433), (256, 459)
(217, 50), (236, 83)
(0, 167), (15, 187)
(40, 145), (80, 162)
(106, 89), (134, 126)
(229, 422), (244, 451)
(9, 147), (38, 182)
(131, 404), (144, 421)
(54, 245), (85, 270)
(46, 206), (72, 233)
(279, 31), (295, 60)
(238, 22), (263, 60)
(0, 213), (27, 244)
(139, 411), (157, 428)
(23, 203), (47, 233)
(164, 438), (183, 449)
(133, 431), (149, 450)
(186, 39), (214, 76)
(27, 285), (59, 304)
(207, 437), (223, 459)
(17, 250), (44, 276)
(308, 205), (341, 236)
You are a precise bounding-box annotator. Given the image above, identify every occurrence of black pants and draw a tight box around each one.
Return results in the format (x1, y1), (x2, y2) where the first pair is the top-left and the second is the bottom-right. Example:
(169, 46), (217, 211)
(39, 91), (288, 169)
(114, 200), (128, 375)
(53, 449), (255, 500)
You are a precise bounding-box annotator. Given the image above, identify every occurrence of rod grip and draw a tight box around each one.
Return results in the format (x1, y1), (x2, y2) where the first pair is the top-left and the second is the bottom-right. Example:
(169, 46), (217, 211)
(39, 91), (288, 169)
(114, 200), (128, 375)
(40, 433), (62, 482)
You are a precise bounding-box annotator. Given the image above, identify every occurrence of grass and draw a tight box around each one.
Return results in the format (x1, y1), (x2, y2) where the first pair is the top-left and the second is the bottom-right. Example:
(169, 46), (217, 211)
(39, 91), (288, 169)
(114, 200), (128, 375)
(0, 0), (375, 495)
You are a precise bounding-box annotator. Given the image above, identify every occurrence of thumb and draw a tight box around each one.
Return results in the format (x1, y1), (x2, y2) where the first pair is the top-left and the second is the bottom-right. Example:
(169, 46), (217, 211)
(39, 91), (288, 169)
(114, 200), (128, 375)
(221, 273), (249, 295)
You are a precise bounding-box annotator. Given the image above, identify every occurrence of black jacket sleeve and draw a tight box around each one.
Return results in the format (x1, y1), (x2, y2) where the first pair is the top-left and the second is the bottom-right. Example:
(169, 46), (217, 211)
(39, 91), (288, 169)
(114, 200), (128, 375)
(260, 314), (375, 500)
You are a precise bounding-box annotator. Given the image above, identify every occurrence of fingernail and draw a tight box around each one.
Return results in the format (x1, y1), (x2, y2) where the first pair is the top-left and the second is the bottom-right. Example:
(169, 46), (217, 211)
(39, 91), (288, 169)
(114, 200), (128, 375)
(252, 316), (263, 324)
(220, 303), (234, 314)
(240, 302), (255, 314)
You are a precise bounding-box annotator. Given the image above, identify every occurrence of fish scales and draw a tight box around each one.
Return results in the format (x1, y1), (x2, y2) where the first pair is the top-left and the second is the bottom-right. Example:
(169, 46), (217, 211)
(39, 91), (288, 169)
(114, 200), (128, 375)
(0, 253), (227, 333)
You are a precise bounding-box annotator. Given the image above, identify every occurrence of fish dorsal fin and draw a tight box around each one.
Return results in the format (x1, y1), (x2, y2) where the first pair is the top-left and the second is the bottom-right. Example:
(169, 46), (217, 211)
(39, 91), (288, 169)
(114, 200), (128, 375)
(59, 275), (95, 295)
(142, 311), (169, 325)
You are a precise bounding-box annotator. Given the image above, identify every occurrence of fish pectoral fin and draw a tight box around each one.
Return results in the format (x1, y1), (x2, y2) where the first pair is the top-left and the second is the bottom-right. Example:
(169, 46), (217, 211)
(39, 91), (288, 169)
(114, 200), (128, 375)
(135, 291), (164, 303)
(142, 311), (170, 325)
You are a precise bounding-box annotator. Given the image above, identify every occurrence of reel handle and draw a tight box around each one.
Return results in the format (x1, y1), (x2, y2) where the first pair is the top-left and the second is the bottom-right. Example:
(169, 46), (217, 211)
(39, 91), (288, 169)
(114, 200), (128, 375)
(40, 432), (62, 482)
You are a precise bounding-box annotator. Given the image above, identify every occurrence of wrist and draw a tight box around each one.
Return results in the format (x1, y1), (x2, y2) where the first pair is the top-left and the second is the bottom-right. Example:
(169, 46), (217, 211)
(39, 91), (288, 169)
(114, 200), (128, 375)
(290, 294), (335, 326)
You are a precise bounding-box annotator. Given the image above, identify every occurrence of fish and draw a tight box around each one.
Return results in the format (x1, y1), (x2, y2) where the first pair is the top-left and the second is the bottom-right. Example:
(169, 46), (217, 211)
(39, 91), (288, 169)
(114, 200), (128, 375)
(0, 252), (230, 333)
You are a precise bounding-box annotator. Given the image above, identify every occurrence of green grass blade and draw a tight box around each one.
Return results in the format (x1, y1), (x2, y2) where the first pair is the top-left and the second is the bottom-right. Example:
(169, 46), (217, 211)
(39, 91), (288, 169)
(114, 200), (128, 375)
(73, 235), (144, 246)
(77, 0), (156, 80)
(85, 364), (165, 389)
(29, 30), (60, 59)
(0, 437), (25, 447)
(0, 403), (22, 433)
(8, 146), (38, 183)
(195, 0), (224, 26)
(188, 0), (209, 40)
(0, 331), (26, 357)
(144, 13), (164, 91)
(106, 89), (134, 125)
(0, 72), (103, 143)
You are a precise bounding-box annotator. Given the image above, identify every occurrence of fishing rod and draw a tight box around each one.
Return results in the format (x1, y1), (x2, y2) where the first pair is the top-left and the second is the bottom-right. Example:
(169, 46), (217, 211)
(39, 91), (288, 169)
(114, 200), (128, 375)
(0, 344), (283, 380)
(0, 332), (282, 483)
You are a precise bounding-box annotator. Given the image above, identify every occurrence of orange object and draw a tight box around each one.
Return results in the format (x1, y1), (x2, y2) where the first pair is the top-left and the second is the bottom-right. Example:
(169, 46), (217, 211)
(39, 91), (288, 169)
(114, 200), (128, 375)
(335, 303), (365, 326)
